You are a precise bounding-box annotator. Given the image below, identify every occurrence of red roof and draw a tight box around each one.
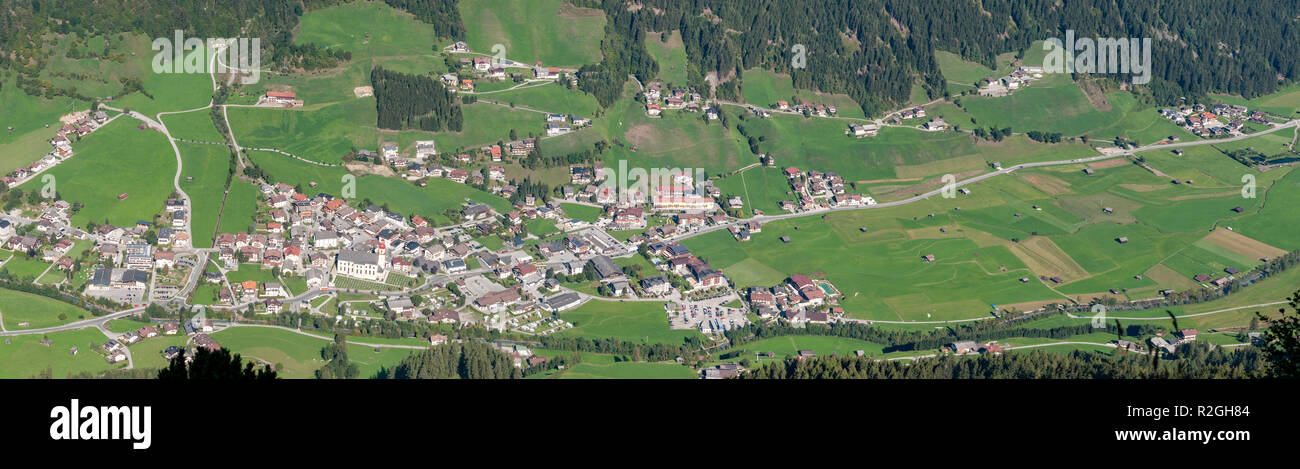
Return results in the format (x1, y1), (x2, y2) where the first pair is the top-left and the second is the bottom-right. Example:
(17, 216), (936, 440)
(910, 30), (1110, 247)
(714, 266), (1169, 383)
(267, 91), (296, 99)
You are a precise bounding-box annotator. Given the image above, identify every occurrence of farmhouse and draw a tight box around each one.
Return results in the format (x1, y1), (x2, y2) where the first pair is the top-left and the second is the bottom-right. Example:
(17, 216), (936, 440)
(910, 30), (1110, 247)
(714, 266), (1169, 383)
(847, 123), (879, 137)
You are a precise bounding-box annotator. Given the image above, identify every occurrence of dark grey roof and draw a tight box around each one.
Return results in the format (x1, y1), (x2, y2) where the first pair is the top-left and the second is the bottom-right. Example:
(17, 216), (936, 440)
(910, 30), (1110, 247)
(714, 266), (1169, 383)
(337, 250), (379, 266)
(544, 292), (581, 310)
(120, 269), (150, 284)
(89, 267), (112, 286)
(589, 255), (621, 280)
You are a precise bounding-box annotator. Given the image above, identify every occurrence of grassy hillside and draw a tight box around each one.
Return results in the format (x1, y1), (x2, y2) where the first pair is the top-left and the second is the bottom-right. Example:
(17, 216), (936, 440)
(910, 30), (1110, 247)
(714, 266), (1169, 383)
(459, 0), (606, 67)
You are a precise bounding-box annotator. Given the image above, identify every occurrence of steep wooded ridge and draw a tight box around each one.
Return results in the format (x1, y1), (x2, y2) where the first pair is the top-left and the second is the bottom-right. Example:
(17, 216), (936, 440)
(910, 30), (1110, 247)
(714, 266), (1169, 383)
(2, 0), (1297, 115)
(617, 0), (1300, 115)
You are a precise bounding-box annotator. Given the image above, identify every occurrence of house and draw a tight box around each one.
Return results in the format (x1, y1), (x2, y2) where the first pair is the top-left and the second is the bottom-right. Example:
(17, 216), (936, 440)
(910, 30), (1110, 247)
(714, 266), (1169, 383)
(1180, 328), (1198, 342)
(430, 309), (460, 324)
(640, 276), (671, 296)
(442, 258), (467, 274)
(473, 288), (522, 313)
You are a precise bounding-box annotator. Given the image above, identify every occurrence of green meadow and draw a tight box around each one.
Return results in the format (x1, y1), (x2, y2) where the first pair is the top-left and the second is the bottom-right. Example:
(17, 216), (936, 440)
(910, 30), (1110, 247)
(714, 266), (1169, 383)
(217, 180), (262, 235)
(960, 73), (1139, 137)
(178, 143), (230, 248)
(161, 108), (224, 143)
(935, 50), (1016, 90)
(559, 299), (700, 345)
(211, 326), (415, 378)
(0, 76), (85, 172)
(1213, 82), (1300, 117)
(645, 31), (688, 85)
(560, 203), (602, 222)
(685, 134), (1296, 321)
(459, 0), (606, 67)
(20, 118), (177, 229)
(0, 288), (90, 330)
(0, 328), (122, 378)
(226, 99), (378, 163)
(739, 68), (867, 119)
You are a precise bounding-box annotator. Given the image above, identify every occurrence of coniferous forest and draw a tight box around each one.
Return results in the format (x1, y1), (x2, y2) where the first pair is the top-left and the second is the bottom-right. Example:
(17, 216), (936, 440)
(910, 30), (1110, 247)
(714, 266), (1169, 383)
(378, 342), (523, 379)
(2, 0), (1296, 116)
(371, 66), (464, 132)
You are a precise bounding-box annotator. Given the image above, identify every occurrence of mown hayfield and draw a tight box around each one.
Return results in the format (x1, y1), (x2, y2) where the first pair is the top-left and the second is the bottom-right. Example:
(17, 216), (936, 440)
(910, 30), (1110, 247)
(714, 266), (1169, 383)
(1006, 236), (1090, 283)
(0, 328), (122, 378)
(1200, 228), (1287, 262)
(683, 209), (1057, 321)
(477, 82), (600, 118)
(178, 143), (230, 248)
(578, 94), (752, 175)
(712, 166), (792, 217)
(460, 0), (606, 67)
(20, 118), (176, 229)
(1049, 223), (1197, 295)
(226, 99), (379, 163)
(742, 114), (1094, 183)
(437, 102), (546, 151)
(1083, 93), (1194, 143)
(559, 299), (699, 345)
(560, 203), (602, 222)
(1231, 168), (1300, 250)
(0, 288), (90, 330)
(216, 180), (262, 235)
(160, 108), (224, 143)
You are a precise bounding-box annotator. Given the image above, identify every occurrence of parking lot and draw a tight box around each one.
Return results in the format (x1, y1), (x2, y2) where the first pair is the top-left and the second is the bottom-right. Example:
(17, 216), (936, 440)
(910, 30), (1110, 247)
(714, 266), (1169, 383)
(667, 301), (749, 334)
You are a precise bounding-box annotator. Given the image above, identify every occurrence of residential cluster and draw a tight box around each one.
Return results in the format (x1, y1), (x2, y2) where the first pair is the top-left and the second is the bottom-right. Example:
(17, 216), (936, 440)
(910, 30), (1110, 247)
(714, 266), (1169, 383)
(1158, 103), (1270, 138)
(778, 166), (876, 214)
(3, 110), (109, 188)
